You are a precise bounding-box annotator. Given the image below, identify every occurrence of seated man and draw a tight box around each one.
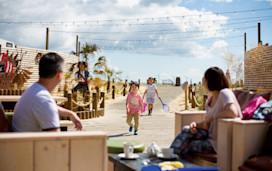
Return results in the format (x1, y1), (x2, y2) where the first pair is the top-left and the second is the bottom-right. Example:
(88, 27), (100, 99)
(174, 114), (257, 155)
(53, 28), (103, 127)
(13, 52), (82, 132)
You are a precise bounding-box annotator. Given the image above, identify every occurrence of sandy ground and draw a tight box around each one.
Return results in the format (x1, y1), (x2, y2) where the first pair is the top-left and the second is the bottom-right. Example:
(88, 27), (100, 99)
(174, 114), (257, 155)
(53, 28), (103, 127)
(69, 86), (199, 151)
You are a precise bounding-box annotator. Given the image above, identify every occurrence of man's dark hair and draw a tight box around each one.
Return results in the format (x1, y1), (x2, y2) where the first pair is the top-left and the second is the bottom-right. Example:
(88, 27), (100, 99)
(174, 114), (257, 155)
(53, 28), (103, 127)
(39, 52), (64, 78)
(204, 67), (229, 91)
(130, 82), (139, 88)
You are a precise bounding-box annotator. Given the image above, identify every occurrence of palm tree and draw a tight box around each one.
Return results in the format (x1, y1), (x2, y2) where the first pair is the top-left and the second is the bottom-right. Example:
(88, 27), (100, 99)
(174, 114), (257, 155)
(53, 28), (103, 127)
(80, 43), (100, 62)
(68, 43), (100, 74)
(94, 56), (122, 92)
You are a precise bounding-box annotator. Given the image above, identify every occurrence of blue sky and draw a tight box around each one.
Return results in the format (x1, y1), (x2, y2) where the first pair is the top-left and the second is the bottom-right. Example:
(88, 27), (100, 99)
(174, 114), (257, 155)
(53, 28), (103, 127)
(0, 0), (272, 84)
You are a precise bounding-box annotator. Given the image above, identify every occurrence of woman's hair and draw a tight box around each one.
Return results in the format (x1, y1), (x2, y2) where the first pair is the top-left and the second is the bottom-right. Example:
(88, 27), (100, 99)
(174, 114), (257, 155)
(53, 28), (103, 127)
(204, 67), (229, 91)
(130, 82), (139, 88)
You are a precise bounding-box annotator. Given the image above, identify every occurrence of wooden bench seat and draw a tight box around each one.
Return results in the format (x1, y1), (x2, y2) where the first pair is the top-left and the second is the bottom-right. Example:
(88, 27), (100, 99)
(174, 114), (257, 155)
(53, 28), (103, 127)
(0, 131), (108, 171)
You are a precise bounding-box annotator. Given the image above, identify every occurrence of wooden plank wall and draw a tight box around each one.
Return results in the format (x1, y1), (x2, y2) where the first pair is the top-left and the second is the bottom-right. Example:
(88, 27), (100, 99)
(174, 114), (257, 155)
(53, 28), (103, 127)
(1, 46), (78, 93)
(0, 132), (108, 171)
(244, 44), (272, 91)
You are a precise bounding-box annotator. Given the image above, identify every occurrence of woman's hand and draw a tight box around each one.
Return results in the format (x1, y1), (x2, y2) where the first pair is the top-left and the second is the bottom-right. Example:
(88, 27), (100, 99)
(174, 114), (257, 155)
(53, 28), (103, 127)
(203, 116), (213, 130)
(189, 122), (197, 134)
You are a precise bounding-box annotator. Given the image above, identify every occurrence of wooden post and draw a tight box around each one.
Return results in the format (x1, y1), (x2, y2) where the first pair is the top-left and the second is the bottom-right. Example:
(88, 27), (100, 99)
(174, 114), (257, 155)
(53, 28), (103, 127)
(95, 86), (100, 100)
(92, 93), (97, 117)
(64, 90), (68, 98)
(123, 84), (126, 96)
(244, 32), (247, 54)
(100, 92), (105, 109)
(203, 95), (208, 110)
(188, 85), (192, 103)
(185, 88), (188, 110)
(193, 83), (196, 92)
(112, 85), (115, 99)
(76, 35), (79, 56)
(66, 93), (72, 110)
(258, 22), (261, 45)
(192, 92), (196, 108)
(72, 91), (77, 112)
(46, 27), (49, 50)
(84, 90), (90, 104)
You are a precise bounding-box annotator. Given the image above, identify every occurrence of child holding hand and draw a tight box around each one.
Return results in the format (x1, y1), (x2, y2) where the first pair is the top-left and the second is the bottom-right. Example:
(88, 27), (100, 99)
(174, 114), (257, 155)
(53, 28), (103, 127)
(126, 82), (143, 135)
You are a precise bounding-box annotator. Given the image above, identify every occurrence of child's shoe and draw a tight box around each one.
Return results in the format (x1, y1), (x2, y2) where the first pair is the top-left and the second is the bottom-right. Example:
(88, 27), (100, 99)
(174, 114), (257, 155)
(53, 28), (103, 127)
(134, 130), (138, 135)
(129, 125), (133, 132)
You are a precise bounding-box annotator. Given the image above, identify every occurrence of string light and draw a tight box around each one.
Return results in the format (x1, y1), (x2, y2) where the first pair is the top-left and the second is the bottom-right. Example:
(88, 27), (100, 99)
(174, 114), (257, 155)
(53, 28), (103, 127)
(0, 8), (271, 26)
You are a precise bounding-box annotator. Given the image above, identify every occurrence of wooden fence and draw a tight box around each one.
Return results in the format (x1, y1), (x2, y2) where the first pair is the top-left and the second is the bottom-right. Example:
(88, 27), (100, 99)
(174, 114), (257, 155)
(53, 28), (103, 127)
(185, 83), (207, 110)
(61, 88), (105, 120)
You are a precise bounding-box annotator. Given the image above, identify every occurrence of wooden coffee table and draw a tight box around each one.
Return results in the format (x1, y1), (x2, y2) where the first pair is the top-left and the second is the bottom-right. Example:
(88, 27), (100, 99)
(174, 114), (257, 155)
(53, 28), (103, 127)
(109, 153), (201, 171)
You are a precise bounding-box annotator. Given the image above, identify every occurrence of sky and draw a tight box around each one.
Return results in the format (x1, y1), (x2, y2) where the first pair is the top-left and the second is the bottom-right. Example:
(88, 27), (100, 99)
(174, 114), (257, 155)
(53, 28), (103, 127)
(0, 0), (272, 84)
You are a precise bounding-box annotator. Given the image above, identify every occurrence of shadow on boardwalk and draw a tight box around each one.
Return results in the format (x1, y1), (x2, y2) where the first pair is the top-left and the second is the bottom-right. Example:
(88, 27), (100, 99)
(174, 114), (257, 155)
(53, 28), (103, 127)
(70, 86), (185, 150)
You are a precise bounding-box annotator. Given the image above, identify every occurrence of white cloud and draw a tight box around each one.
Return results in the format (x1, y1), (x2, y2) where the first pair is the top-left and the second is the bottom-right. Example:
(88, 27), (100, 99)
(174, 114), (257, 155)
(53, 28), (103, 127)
(209, 0), (232, 2)
(188, 40), (228, 59)
(0, 0), (229, 59)
(185, 68), (204, 82)
(263, 0), (272, 5)
(117, 0), (140, 8)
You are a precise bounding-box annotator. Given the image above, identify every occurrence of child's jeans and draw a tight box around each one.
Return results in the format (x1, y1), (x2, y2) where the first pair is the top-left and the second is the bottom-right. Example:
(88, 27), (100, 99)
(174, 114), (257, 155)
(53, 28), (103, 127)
(170, 125), (216, 159)
(127, 113), (139, 130)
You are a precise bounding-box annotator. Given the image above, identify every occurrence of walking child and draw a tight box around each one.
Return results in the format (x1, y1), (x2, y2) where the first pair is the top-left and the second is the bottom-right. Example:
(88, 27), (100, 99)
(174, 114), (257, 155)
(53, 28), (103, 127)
(143, 77), (160, 115)
(126, 82), (143, 135)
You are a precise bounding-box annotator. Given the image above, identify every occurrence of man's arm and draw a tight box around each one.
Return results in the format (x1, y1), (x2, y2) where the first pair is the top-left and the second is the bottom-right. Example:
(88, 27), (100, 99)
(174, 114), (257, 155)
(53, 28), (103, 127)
(57, 106), (82, 131)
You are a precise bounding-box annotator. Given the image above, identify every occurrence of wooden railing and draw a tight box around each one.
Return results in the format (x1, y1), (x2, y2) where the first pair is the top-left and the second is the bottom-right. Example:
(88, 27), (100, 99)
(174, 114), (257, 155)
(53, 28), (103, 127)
(62, 90), (105, 120)
(186, 83), (207, 110)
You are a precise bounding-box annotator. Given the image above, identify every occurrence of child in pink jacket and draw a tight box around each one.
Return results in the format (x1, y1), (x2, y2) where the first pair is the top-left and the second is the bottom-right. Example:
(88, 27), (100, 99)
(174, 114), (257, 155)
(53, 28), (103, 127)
(126, 82), (143, 135)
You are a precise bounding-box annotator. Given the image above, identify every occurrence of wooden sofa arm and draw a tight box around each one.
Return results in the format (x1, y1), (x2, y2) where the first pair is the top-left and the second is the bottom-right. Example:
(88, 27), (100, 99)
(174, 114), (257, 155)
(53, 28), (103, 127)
(232, 120), (270, 171)
(217, 118), (241, 171)
(175, 111), (206, 136)
(0, 131), (108, 171)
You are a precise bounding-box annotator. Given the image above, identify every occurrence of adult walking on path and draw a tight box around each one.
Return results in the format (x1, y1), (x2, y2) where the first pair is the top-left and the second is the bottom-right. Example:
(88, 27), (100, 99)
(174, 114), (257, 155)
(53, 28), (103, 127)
(76, 86), (184, 149)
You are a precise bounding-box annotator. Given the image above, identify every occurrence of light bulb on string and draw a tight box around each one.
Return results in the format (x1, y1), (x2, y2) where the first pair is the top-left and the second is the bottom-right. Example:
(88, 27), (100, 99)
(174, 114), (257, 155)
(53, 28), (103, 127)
(253, 10), (255, 14)
(234, 11), (237, 16)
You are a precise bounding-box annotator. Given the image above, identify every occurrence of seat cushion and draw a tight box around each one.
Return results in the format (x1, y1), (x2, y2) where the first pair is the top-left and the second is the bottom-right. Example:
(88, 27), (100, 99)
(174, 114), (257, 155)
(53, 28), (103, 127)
(107, 139), (145, 154)
(192, 153), (217, 163)
(245, 155), (272, 171)
(233, 90), (271, 111)
(239, 165), (260, 171)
